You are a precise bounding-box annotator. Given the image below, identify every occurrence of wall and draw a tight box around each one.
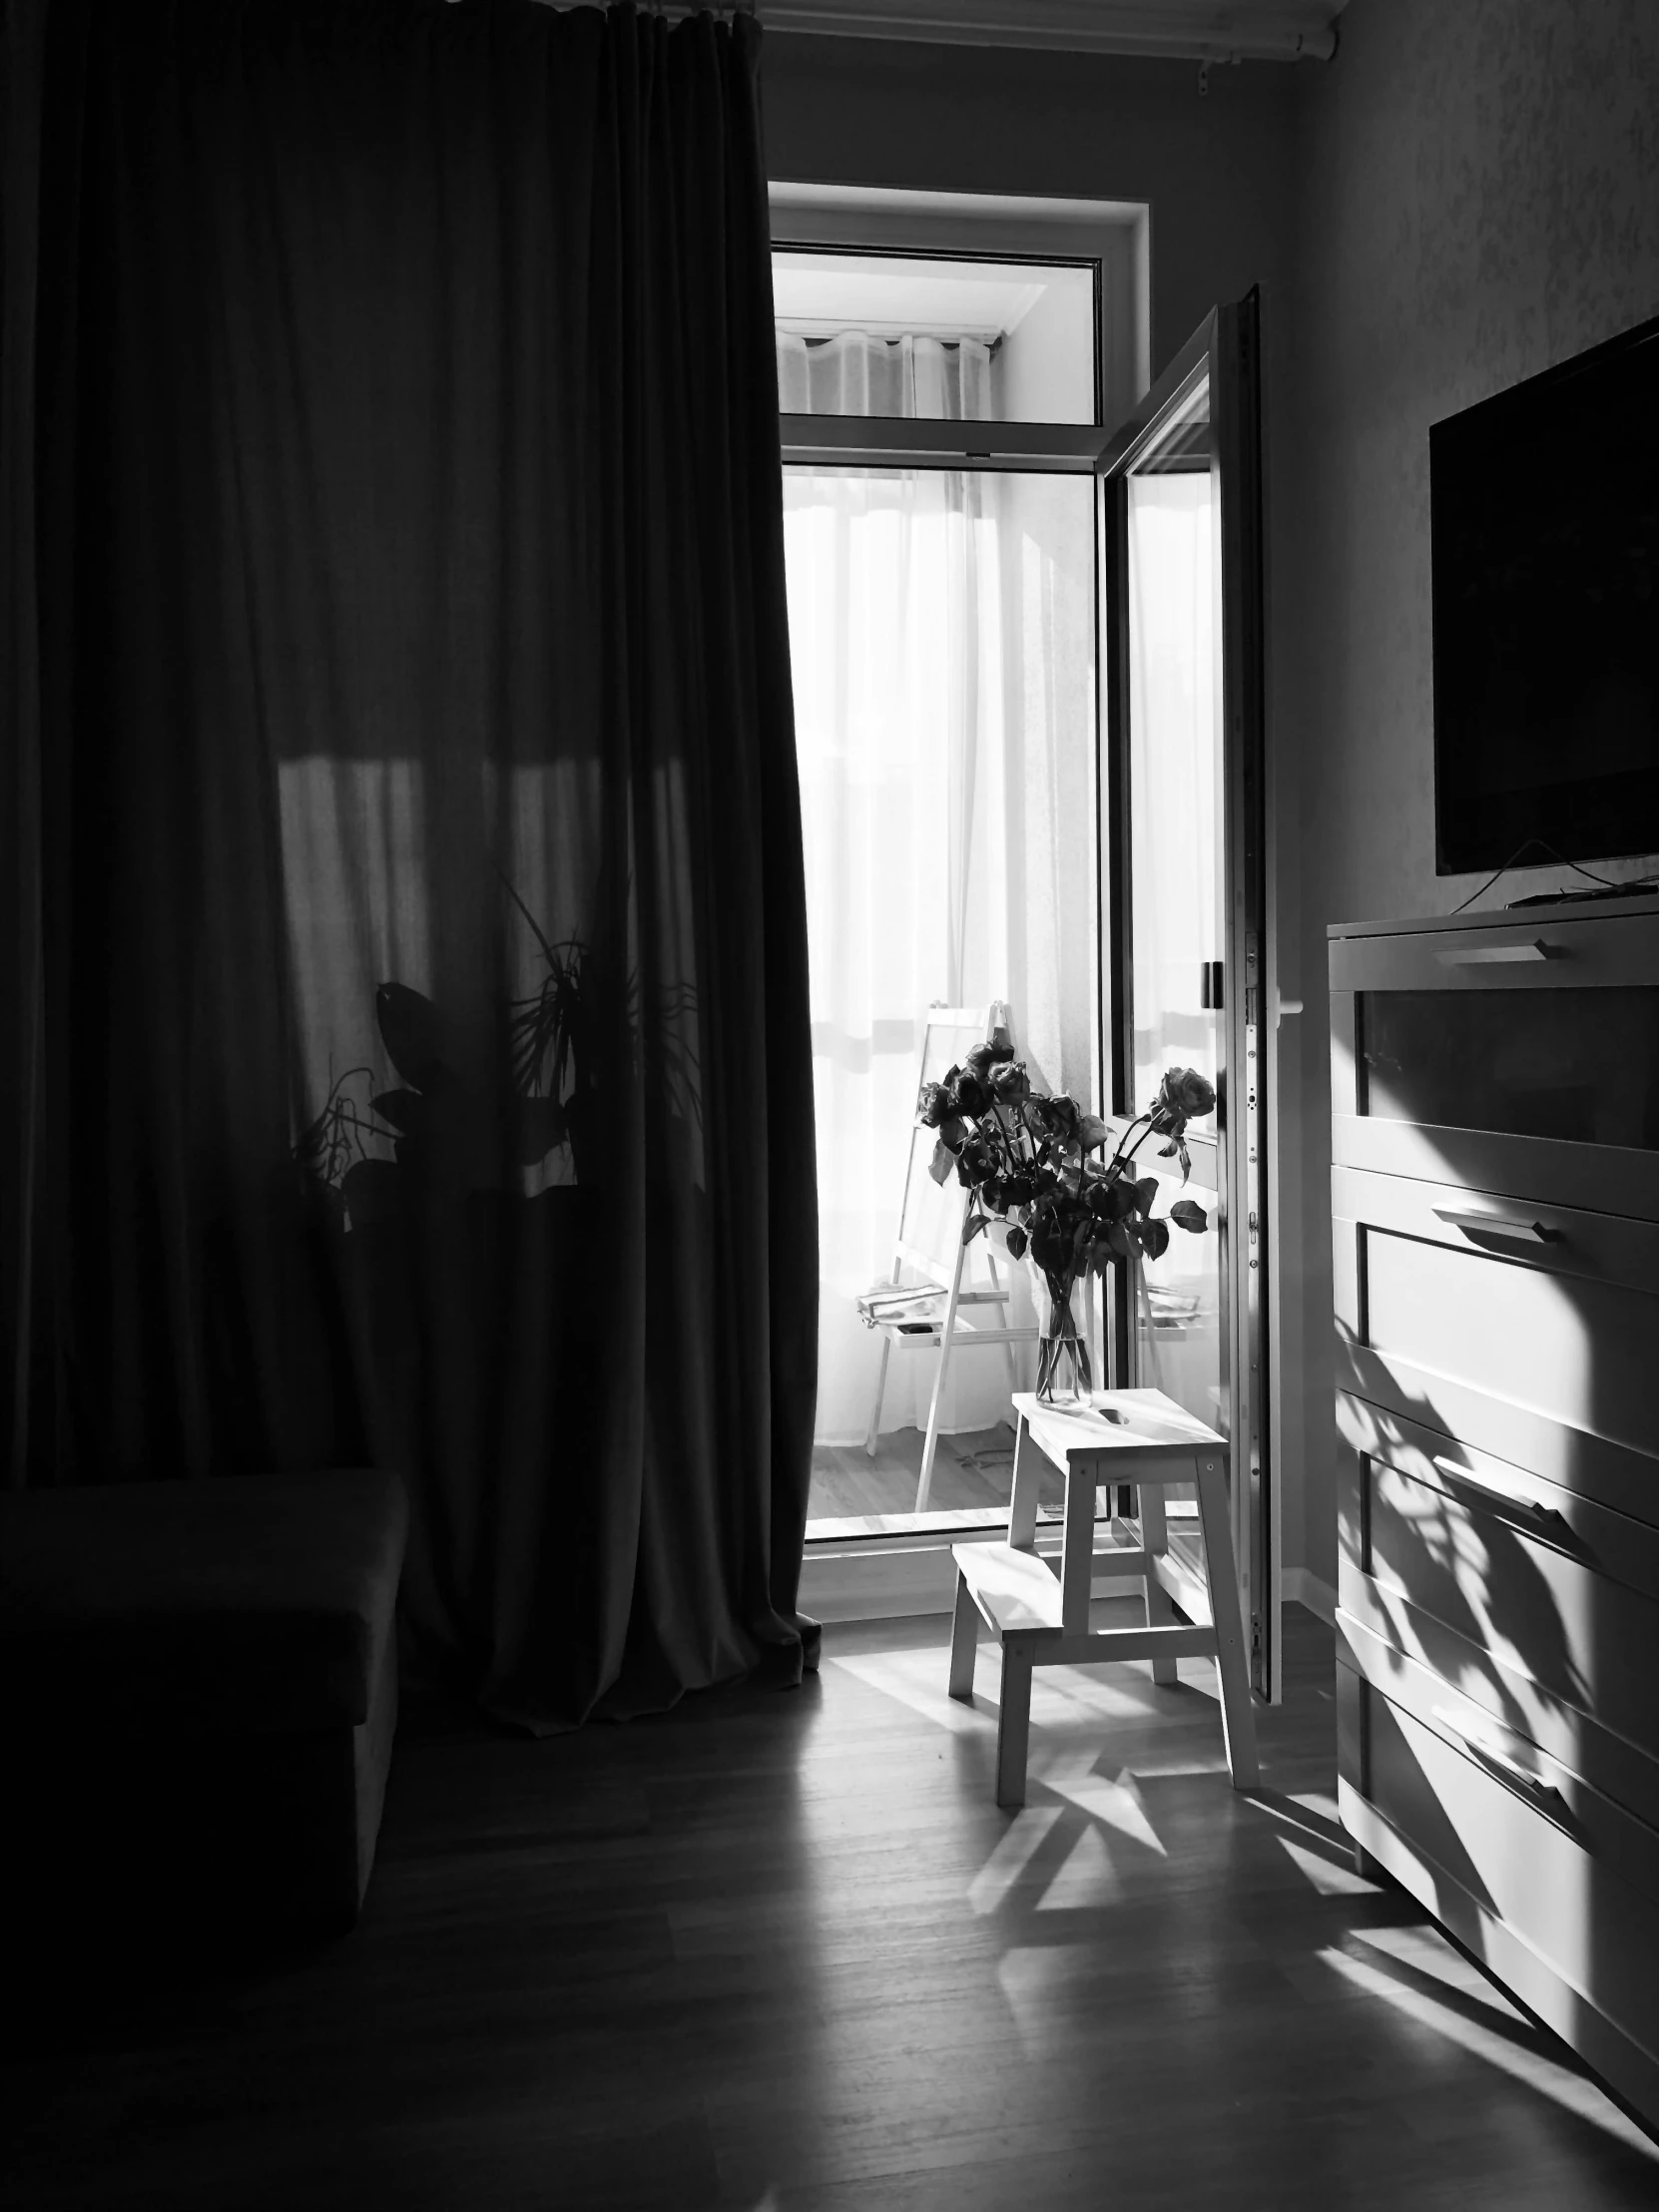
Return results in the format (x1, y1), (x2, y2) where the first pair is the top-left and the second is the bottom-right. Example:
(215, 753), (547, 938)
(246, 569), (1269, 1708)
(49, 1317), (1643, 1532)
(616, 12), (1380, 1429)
(997, 272), (1096, 424)
(761, 33), (1297, 383)
(1281, 0), (1659, 1585)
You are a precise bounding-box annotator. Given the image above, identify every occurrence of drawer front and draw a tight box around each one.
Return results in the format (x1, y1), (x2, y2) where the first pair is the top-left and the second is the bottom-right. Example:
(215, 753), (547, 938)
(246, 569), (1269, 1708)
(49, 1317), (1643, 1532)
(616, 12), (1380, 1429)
(1339, 1569), (1659, 1839)
(1338, 1658), (1659, 2065)
(1330, 909), (1659, 997)
(1354, 1450), (1659, 1778)
(1334, 1162), (1659, 1298)
(1332, 1112), (1659, 1225)
(1328, 912), (1659, 1196)
(1337, 1390), (1659, 1603)
(1339, 1611), (1659, 1904)
(1339, 1429), (1659, 1771)
(1337, 1339), (1659, 1528)
(1335, 1206), (1659, 1463)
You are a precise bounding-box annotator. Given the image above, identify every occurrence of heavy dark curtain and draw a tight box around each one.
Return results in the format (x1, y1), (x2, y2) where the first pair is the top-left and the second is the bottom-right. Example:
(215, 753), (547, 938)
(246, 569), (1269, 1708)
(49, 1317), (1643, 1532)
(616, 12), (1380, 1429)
(0, 0), (819, 1728)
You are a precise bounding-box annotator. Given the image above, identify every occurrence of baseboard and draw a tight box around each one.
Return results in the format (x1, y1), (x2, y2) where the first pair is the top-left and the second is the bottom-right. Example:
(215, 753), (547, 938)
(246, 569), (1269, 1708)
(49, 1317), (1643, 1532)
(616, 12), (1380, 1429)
(799, 1535), (963, 1622)
(1280, 1566), (1337, 1622)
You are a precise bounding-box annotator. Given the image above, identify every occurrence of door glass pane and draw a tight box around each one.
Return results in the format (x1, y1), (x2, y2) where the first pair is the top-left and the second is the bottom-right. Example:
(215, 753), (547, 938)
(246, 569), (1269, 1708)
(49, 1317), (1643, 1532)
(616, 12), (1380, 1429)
(1125, 373), (1219, 1114)
(1133, 1167), (1224, 1436)
(1122, 368), (1223, 1435)
(774, 252), (1097, 424)
(1361, 987), (1659, 1148)
(787, 464), (1098, 1529)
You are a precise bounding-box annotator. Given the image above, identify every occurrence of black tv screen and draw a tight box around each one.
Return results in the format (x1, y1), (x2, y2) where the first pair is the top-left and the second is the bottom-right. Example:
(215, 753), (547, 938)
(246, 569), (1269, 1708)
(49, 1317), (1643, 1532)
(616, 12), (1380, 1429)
(1431, 313), (1659, 875)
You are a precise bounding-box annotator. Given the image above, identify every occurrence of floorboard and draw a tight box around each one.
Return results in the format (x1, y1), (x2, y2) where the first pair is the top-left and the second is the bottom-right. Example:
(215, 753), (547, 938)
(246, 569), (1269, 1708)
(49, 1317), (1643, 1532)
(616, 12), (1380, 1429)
(5, 1608), (1655, 2210)
(809, 1421), (1028, 1523)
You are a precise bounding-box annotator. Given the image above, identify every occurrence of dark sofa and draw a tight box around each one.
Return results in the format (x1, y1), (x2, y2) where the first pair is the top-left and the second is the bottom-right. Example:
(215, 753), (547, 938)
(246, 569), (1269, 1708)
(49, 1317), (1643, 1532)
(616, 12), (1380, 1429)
(0, 1467), (406, 1941)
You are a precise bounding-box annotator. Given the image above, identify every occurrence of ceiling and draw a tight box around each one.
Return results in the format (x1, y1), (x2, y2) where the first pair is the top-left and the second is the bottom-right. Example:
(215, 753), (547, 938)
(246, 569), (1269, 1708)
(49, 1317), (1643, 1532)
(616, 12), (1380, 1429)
(773, 252), (1089, 341)
(760, 0), (1348, 63)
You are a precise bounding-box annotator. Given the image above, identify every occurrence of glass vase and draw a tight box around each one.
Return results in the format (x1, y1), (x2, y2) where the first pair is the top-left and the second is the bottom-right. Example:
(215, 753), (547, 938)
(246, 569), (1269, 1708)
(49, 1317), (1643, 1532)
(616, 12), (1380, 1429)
(1033, 1266), (1092, 1404)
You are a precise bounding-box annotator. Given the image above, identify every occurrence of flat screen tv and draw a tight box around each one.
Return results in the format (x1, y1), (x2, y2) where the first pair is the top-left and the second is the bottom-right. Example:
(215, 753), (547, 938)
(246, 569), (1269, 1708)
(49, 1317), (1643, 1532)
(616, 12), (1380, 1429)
(1431, 312), (1659, 875)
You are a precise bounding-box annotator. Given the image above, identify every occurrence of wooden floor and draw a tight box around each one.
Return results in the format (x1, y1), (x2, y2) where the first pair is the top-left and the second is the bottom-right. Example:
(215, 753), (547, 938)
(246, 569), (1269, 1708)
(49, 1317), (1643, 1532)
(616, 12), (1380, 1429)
(809, 1421), (1028, 1523)
(6, 1607), (1656, 2210)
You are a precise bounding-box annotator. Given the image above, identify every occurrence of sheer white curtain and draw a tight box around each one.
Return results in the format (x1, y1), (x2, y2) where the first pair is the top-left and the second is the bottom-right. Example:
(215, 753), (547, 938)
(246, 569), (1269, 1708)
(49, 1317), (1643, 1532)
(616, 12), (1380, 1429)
(782, 330), (1096, 1446)
(777, 327), (992, 421)
(1126, 470), (1219, 1108)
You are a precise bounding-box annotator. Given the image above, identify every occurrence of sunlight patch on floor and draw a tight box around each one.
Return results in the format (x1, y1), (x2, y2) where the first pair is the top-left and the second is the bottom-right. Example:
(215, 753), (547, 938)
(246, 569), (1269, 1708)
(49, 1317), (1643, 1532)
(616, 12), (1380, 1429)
(1036, 1823), (1121, 1911)
(1352, 1924), (1527, 2022)
(1277, 1833), (1383, 1897)
(1174, 1654), (1221, 1701)
(1291, 1789), (1343, 1824)
(824, 1649), (986, 1735)
(1318, 1943), (1659, 2160)
(1122, 1750), (1230, 1777)
(967, 1805), (1063, 1916)
(1028, 1662), (1167, 1724)
(1038, 1754), (1168, 1855)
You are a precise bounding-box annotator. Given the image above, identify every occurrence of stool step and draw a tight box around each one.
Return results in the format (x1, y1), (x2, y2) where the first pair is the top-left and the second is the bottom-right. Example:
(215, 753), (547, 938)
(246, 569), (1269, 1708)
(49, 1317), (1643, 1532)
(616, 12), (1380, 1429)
(954, 1541), (1063, 1632)
(954, 1539), (1169, 1636)
(1021, 1622), (1215, 1665)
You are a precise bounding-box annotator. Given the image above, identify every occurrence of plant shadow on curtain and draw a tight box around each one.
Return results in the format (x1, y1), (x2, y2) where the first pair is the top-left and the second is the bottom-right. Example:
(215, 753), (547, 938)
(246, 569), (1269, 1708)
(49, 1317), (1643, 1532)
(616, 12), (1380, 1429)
(4, 0), (819, 1729)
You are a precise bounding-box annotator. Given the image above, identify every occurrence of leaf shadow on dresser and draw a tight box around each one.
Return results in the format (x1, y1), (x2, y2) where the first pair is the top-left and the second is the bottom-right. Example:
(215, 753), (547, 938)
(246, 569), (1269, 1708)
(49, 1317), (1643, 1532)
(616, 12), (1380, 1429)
(1336, 1301), (1659, 2125)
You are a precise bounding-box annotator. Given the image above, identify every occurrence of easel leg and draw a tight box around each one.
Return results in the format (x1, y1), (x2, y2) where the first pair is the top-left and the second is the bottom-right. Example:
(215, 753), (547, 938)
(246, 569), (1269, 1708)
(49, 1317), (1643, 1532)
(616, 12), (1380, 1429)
(1137, 1480), (1181, 1686)
(915, 1244), (966, 1513)
(995, 1636), (1035, 1809)
(1194, 1451), (1260, 1789)
(986, 1252), (1018, 1400)
(864, 1334), (892, 1457)
(948, 1571), (979, 1700)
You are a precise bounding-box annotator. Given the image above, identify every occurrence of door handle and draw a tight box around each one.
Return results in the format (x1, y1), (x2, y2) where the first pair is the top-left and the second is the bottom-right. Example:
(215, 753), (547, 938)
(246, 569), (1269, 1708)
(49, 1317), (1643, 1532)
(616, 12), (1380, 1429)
(1434, 939), (1555, 965)
(1432, 1207), (1563, 1245)
(1430, 1453), (1565, 1527)
(1431, 1706), (1565, 1812)
(1200, 959), (1224, 1010)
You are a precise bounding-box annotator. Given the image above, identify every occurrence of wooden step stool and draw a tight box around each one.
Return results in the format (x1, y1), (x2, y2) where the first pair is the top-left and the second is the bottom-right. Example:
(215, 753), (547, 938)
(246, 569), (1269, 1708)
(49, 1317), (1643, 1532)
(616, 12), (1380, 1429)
(948, 1388), (1260, 1807)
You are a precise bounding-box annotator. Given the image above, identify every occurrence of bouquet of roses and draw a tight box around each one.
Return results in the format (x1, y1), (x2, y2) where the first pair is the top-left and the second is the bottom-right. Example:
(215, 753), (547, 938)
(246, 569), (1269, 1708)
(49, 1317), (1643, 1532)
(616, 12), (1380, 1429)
(916, 1035), (1216, 1398)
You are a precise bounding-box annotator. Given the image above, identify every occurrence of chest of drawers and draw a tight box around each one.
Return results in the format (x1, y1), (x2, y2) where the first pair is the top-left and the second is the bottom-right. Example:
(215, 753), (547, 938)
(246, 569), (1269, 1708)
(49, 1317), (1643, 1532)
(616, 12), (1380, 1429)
(1330, 894), (1659, 2132)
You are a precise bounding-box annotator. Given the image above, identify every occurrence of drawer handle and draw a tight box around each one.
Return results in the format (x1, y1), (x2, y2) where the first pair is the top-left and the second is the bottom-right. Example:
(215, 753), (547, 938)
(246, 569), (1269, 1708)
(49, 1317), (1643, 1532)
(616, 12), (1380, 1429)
(1431, 1706), (1564, 1809)
(1434, 939), (1556, 965)
(1430, 1453), (1564, 1525)
(1432, 1207), (1563, 1245)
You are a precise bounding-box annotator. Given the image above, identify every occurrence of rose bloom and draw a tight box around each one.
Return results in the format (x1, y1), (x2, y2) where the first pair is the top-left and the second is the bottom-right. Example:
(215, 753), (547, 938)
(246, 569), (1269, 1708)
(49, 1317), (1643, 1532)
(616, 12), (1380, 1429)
(1159, 1066), (1216, 1119)
(953, 1070), (990, 1117)
(916, 1081), (951, 1128)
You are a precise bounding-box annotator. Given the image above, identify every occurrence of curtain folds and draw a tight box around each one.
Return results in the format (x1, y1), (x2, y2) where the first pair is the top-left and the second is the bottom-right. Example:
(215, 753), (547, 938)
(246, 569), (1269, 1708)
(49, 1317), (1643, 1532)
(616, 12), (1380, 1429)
(1, 0), (819, 1728)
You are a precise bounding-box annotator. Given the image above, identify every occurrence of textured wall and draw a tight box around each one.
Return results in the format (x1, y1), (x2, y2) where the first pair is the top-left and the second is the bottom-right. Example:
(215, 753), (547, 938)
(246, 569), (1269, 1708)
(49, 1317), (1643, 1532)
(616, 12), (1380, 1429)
(1280, 0), (1659, 1585)
(761, 32), (1296, 381)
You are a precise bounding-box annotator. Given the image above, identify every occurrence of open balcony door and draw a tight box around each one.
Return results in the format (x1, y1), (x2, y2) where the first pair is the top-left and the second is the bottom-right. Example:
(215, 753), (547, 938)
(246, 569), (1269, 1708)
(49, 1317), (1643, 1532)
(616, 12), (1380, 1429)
(1098, 292), (1278, 1701)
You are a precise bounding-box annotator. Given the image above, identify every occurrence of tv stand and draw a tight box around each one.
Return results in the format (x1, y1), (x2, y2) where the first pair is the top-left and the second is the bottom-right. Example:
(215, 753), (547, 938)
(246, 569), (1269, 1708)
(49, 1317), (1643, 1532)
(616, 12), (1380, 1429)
(1504, 879), (1657, 909)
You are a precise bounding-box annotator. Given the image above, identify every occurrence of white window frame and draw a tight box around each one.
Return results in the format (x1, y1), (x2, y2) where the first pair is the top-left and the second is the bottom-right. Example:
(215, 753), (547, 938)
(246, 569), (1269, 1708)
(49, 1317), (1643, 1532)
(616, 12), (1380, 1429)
(772, 181), (1150, 471)
(776, 183), (1151, 1610)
